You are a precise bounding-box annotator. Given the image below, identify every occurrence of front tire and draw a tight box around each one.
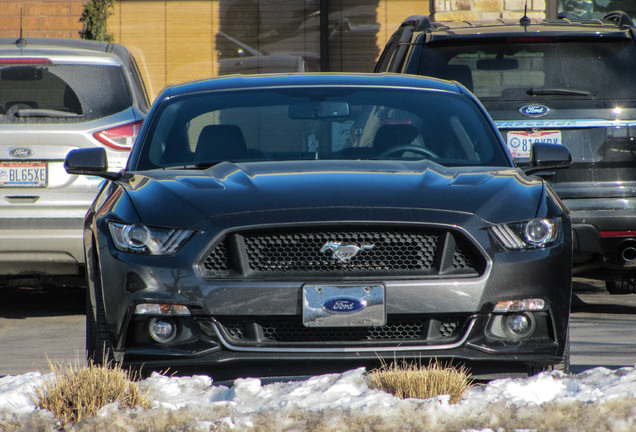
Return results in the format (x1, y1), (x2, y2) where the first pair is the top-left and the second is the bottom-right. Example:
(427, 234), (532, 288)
(553, 330), (571, 374)
(606, 278), (636, 294)
(86, 249), (114, 366)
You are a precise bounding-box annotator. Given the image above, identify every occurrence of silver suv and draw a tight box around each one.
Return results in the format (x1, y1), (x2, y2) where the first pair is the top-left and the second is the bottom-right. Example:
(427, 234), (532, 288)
(0, 37), (149, 288)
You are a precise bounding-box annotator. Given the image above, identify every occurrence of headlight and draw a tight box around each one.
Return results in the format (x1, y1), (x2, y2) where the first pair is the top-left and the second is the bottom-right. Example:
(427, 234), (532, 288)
(491, 217), (562, 250)
(108, 222), (194, 255)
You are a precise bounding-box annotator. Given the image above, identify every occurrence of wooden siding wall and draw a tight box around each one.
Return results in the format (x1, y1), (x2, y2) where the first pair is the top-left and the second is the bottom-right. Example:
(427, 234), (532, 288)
(110, 1), (219, 101)
(109, 0), (428, 99)
(0, 0), (84, 38)
(0, 0), (429, 99)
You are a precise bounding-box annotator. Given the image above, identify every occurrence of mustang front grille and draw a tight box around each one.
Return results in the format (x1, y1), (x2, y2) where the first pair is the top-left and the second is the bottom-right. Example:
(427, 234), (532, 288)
(200, 226), (485, 278)
(209, 315), (468, 346)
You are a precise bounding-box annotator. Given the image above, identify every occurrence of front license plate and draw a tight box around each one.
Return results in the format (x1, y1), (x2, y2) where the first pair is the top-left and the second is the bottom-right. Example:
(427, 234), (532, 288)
(302, 284), (386, 327)
(0, 161), (47, 187)
(506, 130), (562, 158)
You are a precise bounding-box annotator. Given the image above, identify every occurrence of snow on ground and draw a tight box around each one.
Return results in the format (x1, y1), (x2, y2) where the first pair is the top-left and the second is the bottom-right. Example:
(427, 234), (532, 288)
(3, 366), (636, 431)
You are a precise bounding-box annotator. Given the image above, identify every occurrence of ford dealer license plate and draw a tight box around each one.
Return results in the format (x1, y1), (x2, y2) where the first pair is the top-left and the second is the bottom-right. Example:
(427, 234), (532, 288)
(0, 161), (47, 187)
(302, 284), (385, 327)
(506, 130), (562, 158)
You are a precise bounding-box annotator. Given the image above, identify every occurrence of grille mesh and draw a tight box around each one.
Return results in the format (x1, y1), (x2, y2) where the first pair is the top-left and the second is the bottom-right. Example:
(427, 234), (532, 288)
(200, 241), (229, 276)
(244, 229), (438, 273)
(216, 317), (464, 344)
(200, 226), (484, 278)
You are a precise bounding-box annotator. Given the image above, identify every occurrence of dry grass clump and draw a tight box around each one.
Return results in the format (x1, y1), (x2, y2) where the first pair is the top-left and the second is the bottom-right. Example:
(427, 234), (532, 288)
(366, 360), (472, 403)
(33, 360), (151, 426)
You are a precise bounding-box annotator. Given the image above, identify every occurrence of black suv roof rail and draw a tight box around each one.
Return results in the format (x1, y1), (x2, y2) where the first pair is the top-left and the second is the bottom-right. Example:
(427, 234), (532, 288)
(399, 10), (635, 32)
(399, 14), (432, 31)
(603, 10), (635, 28)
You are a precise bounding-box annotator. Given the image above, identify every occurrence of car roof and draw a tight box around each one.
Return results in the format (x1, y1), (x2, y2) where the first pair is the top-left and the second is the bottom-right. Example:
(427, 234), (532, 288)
(0, 37), (132, 65)
(406, 13), (635, 42)
(159, 73), (468, 98)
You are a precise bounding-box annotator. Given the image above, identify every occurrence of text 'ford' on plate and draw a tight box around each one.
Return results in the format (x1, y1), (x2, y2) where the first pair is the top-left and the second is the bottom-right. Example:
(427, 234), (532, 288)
(321, 297), (367, 314)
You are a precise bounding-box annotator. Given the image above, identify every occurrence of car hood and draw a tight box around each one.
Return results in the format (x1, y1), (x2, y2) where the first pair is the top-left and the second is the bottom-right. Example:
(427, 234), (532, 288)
(121, 160), (546, 228)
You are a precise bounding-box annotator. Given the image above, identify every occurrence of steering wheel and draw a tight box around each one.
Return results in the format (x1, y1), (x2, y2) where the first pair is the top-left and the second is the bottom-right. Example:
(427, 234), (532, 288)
(378, 145), (439, 159)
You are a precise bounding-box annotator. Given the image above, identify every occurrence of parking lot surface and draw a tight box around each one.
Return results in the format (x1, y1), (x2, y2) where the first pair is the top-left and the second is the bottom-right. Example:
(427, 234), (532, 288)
(0, 279), (635, 376)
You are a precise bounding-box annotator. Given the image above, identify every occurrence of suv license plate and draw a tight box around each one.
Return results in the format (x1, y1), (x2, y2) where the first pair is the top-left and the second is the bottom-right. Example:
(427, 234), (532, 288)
(302, 284), (386, 328)
(506, 130), (562, 158)
(0, 161), (47, 187)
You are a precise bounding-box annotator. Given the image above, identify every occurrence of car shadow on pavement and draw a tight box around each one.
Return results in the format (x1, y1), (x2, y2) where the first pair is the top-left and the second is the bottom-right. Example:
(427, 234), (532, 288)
(571, 278), (636, 315)
(571, 294), (636, 314)
(0, 286), (85, 319)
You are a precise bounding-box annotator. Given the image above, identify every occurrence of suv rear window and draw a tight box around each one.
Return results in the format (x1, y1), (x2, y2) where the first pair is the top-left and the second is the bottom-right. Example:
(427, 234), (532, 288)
(0, 64), (132, 124)
(421, 39), (636, 101)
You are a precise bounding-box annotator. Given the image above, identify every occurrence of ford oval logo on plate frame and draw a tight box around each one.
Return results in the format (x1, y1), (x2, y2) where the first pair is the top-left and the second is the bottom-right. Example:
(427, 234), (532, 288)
(519, 104), (550, 117)
(303, 284), (385, 327)
(8, 147), (34, 158)
(322, 297), (367, 314)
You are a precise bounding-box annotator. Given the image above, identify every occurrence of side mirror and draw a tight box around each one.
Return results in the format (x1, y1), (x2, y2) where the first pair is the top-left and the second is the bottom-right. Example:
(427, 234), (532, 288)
(523, 142), (572, 175)
(64, 147), (122, 180)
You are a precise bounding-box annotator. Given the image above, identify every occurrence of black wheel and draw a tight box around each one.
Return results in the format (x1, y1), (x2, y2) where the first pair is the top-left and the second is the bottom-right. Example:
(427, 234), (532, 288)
(529, 330), (570, 375)
(606, 278), (636, 294)
(85, 290), (97, 360)
(553, 330), (571, 374)
(86, 249), (114, 366)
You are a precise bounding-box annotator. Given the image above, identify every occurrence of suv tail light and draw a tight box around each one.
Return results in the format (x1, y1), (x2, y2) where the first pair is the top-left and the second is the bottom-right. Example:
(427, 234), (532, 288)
(93, 120), (143, 151)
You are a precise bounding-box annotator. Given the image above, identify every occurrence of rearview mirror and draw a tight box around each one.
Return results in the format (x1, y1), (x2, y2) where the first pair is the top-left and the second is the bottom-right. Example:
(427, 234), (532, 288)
(289, 101), (350, 119)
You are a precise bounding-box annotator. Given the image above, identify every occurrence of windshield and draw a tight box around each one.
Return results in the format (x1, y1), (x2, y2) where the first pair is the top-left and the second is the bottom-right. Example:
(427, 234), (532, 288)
(0, 64), (132, 123)
(421, 39), (636, 101)
(134, 87), (509, 170)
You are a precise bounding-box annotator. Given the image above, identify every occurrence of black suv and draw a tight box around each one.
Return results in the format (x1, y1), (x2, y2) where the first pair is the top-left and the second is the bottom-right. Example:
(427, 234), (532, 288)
(376, 11), (636, 293)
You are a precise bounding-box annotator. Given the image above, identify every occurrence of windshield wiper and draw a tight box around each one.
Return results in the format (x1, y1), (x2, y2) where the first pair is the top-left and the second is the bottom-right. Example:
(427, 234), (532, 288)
(16, 109), (81, 118)
(527, 88), (591, 96)
(162, 161), (224, 170)
(194, 161), (224, 169)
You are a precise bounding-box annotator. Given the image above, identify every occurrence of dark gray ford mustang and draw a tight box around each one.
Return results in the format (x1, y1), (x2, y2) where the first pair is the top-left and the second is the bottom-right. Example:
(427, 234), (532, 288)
(65, 73), (573, 378)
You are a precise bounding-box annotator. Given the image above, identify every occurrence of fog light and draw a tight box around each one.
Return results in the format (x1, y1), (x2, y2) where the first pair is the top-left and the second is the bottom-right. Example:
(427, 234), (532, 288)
(504, 313), (535, 339)
(148, 317), (177, 343)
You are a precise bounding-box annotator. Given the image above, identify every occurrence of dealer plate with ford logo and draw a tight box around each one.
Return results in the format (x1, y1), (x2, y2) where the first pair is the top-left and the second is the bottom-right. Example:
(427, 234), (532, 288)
(0, 161), (47, 187)
(506, 130), (562, 158)
(302, 284), (385, 327)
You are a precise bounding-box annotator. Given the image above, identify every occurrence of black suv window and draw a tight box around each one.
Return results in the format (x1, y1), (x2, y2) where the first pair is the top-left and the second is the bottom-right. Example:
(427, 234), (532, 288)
(0, 64), (132, 123)
(421, 39), (636, 101)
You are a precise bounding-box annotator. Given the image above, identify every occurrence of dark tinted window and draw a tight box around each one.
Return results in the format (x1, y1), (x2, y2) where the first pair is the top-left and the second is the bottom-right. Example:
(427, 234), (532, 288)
(0, 64), (131, 123)
(136, 87), (508, 170)
(420, 39), (636, 101)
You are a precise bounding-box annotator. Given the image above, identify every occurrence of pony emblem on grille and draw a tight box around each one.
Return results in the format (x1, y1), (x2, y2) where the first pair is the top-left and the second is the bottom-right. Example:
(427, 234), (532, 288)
(320, 242), (375, 262)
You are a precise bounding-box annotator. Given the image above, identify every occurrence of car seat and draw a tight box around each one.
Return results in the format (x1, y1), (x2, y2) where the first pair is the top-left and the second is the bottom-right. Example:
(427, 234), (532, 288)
(195, 124), (249, 162)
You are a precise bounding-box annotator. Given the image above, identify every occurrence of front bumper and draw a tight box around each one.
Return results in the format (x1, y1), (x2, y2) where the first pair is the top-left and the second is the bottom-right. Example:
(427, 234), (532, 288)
(97, 241), (571, 377)
(120, 313), (563, 380)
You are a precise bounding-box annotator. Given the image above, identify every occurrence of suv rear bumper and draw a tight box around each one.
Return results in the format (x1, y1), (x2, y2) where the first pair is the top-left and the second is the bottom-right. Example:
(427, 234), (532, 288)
(0, 225), (84, 276)
(570, 206), (636, 278)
